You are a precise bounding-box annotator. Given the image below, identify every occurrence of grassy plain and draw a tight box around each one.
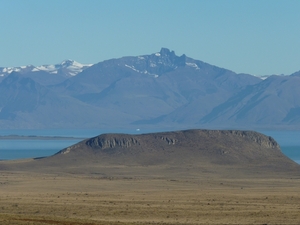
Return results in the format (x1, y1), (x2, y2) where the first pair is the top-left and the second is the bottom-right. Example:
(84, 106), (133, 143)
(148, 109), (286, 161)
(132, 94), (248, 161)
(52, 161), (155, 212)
(0, 169), (300, 225)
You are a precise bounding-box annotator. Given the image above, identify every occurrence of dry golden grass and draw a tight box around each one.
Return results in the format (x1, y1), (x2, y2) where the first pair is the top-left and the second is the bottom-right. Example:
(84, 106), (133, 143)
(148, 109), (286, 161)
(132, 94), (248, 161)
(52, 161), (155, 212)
(1, 170), (300, 225)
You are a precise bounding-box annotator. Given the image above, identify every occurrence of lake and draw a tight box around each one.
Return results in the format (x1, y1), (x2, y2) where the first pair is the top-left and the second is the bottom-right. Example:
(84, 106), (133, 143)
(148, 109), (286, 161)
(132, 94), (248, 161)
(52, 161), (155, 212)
(259, 130), (300, 164)
(0, 129), (299, 164)
(0, 129), (147, 160)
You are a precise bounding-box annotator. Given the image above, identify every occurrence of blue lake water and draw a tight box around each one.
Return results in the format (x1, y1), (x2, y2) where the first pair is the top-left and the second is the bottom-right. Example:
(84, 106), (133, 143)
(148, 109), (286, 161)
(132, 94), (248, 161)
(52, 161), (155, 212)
(0, 129), (148, 160)
(0, 129), (299, 164)
(259, 130), (300, 164)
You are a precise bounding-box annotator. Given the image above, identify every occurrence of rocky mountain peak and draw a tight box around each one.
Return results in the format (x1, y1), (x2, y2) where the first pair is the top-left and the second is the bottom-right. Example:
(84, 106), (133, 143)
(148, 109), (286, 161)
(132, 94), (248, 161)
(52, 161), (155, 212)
(130, 48), (187, 76)
(159, 47), (175, 57)
(157, 48), (186, 66)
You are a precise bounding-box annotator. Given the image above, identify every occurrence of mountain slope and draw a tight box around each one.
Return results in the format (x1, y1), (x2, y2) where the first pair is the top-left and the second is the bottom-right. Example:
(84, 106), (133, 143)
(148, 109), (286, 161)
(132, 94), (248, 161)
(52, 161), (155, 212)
(0, 73), (138, 128)
(200, 75), (300, 128)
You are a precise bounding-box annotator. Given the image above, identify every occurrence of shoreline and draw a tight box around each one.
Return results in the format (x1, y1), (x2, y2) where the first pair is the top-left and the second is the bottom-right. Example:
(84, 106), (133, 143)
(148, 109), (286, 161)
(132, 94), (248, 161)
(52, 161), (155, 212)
(0, 135), (85, 140)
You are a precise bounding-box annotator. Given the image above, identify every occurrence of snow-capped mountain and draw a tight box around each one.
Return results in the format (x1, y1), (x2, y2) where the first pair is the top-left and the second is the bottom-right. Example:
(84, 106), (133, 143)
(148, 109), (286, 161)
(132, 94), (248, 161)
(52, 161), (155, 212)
(0, 48), (300, 129)
(0, 65), (35, 77)
(0, 60), (93, 78)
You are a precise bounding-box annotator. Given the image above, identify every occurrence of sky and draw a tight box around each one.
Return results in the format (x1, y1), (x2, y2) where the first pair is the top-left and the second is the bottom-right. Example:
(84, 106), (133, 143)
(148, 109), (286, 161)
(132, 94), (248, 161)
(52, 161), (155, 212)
(1, 0), (300, 76)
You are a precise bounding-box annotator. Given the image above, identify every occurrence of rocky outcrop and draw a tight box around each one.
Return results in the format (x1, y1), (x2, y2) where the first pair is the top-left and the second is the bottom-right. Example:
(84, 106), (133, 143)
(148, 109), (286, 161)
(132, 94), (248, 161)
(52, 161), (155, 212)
(85, 134), (140, 149)
(221, 130), (280, 149)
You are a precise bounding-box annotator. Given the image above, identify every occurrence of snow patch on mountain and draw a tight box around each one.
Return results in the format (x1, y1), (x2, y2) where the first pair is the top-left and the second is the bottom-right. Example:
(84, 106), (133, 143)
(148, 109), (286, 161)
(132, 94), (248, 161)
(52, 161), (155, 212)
(186, 62), (200, 70)
(125, 64), (159, 78)
(0, 60), (93, 78)
(35, 60), (93, 76)
(125, 64), (140, 73)
(255, 74), (288, 80)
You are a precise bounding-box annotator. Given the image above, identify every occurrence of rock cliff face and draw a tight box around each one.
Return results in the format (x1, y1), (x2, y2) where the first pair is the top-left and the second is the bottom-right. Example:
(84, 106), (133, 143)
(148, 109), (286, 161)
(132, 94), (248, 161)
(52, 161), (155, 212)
(218, 130), (279, 149)
(85, 134), (140, 149)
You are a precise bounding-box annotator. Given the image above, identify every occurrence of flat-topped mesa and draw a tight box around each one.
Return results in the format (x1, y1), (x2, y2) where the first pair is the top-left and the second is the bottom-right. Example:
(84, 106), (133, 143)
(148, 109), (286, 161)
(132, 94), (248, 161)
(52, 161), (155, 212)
(56, 129), (284, 166)
(56, 129), (282, 159)
(79, 129), (280, 152)
(10, 129), (299, 178)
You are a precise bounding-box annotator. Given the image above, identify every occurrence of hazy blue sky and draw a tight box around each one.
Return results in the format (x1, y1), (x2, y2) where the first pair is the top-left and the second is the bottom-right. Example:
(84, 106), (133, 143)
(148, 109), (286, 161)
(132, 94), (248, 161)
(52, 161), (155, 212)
(1, 0), (300, 76)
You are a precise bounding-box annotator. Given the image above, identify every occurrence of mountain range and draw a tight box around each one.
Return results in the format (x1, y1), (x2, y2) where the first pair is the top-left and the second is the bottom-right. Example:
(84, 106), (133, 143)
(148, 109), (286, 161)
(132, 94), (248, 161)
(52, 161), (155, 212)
(0, 48), (299, 130)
